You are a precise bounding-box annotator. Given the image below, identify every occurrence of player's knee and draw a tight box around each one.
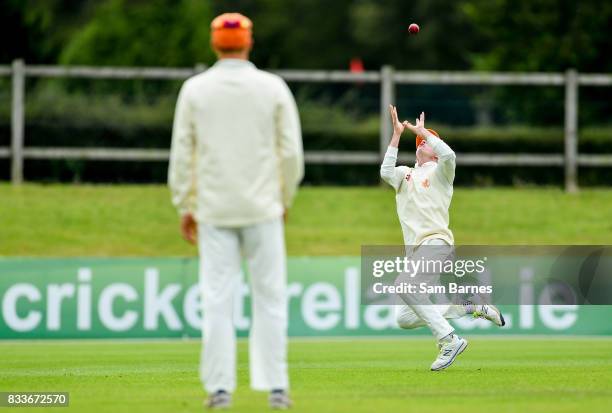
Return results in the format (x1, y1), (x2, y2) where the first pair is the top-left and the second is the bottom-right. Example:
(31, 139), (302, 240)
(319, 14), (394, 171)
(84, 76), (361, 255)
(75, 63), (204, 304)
(396, 312), (420, 330)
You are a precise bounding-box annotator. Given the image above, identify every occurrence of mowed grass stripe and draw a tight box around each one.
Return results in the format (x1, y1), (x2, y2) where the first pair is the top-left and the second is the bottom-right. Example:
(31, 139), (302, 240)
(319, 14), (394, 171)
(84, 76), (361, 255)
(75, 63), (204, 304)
(1, 184), (611, 256)
(0, 339), (610, 413)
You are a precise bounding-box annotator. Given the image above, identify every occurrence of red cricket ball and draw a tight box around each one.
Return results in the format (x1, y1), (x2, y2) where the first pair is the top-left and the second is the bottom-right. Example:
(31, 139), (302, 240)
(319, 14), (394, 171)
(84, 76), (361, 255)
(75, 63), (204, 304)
(408, 23), (420, 34)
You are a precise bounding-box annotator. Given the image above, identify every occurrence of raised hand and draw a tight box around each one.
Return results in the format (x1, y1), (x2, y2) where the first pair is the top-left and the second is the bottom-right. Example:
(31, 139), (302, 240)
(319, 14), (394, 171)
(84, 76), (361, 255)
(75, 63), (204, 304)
(403, 111), (428, 137)
(389, 105), (405, 137)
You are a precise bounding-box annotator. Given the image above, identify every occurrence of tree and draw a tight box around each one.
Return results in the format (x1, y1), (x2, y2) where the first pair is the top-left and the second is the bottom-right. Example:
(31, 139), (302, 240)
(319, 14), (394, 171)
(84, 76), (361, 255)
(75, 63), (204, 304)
(462, 0), (612, 73)
(59, 0), (215, 66)
(0, 0), (97, 63)
(461, 0), (612, 125)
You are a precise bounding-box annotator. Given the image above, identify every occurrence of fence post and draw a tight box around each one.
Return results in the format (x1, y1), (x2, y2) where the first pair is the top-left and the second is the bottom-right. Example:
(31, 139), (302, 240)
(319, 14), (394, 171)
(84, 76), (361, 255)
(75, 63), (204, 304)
(564, 68), (578, 193)
(194, 62), (207, 73)
(11, 59), (25, 185)
(379, 66), (395, 160)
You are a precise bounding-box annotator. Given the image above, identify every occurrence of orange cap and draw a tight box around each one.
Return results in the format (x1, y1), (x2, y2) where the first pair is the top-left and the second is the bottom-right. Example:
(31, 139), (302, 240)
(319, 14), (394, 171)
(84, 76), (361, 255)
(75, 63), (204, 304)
(210, 13), (253, 50)
(416, 128), (440, 148)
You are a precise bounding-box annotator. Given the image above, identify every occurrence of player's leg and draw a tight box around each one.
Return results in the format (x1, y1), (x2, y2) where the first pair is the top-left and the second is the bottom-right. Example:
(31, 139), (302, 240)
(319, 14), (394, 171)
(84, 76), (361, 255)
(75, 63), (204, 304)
(396, 281), (468, 371)
(398, 299), (468, 371)
(396, 304), (466, 329)
(198, 223), (242, 406)
(242, 217), (291, 407)
(396, 301), (505, 329)
(398, 297), (468, 371)
(397, 294), (455, 339)
(396, 242), (455, 340)
(397, 239), (468, 370)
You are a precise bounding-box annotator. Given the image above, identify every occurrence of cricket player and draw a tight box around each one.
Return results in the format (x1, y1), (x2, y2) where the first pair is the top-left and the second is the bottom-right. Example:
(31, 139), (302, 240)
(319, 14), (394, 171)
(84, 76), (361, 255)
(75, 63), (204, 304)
(168, 13), (303, 409)
(381, 105), (505, 371)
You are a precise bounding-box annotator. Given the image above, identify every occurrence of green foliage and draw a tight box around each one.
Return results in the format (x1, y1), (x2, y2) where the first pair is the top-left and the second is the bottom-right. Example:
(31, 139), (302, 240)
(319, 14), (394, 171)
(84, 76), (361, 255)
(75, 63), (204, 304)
(218, 0), (476, 70)
(0, 0), (98, 63)
(1, 84), (611, 185)
(461, 0), (612, 73)
(5, 85), (611, 150)
(1, 0), (609, 182)
(3, 0), (611, 74)
(60, 0), (215, 66)
(23, 84), (177, 128)
(346, 0), (476, 70)
(460, 0), (612, 125)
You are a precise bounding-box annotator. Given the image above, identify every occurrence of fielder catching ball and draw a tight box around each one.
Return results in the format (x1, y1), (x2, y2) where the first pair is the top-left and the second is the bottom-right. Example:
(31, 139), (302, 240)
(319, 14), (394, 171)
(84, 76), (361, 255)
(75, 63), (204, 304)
(381, 105), (505, 371)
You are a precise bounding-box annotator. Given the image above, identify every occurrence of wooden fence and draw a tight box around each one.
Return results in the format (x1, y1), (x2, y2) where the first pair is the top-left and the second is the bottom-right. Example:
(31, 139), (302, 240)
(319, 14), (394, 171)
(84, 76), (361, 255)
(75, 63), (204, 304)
(2, 59), (611, 191)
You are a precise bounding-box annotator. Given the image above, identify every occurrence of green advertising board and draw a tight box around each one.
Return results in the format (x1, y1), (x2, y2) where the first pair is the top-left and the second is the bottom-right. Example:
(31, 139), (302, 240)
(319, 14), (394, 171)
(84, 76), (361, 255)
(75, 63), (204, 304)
(0, 257), (610, 339)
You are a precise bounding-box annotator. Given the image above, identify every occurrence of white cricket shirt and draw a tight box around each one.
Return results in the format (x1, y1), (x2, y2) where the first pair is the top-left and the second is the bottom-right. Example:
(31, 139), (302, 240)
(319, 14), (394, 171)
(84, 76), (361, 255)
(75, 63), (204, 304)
(168, 59), (304, 227)
(380, 135), (456, 246)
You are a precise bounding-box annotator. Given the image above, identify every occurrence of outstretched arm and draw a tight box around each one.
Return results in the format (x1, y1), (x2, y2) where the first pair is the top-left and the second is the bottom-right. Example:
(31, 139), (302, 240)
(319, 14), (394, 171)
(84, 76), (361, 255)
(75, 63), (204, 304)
(380, 105), (410, 191)
(403, 112), (456, 184)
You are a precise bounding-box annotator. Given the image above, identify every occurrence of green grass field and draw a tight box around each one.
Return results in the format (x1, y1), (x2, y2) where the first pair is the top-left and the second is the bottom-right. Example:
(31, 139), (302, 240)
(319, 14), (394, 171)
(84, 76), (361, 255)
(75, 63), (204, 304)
(2, 184), (611, 412)
(1, 338), (611, 413)
(1, 184), (611, 256)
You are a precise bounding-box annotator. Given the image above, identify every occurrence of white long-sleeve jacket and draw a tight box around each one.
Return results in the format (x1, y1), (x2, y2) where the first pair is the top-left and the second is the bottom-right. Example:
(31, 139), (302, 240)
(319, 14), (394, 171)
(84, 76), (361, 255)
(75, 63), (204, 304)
(168, 59), (304, 227)
(380, 134), (456, 246)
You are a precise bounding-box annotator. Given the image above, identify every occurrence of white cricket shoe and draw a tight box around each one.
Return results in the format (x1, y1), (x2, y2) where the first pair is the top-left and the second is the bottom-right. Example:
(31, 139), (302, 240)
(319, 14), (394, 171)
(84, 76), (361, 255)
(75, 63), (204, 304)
(430, 334), (468, 371)
(472, 304), (506, 327)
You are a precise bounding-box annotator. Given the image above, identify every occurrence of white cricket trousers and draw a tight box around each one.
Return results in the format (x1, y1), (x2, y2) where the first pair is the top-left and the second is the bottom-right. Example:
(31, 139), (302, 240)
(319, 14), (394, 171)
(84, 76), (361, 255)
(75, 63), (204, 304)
(395, 238), (463, 340)
(198, 217), (288, 393)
